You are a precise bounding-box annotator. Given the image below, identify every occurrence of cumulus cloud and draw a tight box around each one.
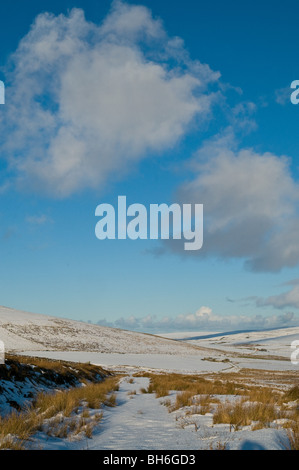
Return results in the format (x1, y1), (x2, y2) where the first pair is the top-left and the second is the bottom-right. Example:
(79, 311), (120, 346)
(0, 1), (219, 197)
(157, 130), (299, 272)
(96, 305), (299, 333)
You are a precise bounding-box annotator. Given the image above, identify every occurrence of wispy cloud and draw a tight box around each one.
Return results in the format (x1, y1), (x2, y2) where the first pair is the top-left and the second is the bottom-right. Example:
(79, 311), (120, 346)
(256, 279), (299, 310)
(26, 214), (53, 226)
(0, 1), (219, 197)
(275, 86), (291, 105)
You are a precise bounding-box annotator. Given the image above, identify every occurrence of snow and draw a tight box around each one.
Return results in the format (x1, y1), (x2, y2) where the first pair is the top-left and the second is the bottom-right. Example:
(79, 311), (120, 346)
(19, 350), (296, 374)
(160, 327), (299, 360)
(1, 305), (298, 371)
(27, 376), (289, 450)
(0, 305), (207, 356)
(0, 305), (298, 450)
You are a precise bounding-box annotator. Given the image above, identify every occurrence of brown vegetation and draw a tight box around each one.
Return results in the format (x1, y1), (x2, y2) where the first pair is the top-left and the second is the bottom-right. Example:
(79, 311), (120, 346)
(0, 356), (119, 450)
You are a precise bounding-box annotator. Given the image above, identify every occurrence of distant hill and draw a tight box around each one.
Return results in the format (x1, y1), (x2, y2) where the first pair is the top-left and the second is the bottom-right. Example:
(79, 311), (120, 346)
(0, 305), (205, 355)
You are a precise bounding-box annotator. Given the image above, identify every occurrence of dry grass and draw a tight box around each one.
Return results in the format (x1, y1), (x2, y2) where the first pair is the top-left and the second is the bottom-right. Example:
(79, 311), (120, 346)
(160, 398), (172, 409)
(138, 371), (298, 439)
(139, 372), (249, 402)
(285, 420), (299, 450)
(81, 408), (90, 418)
(140, 372), (292, 406)
(284, 385), (299, 402)
(214, 368), (299, 390)
(174, 391), (195, 410)
(105, 392), (117, 407)
(0, 409), (41, 444)
(0, 376), (120, 449)
(34, 376), (119, 417)
(140, 383), (155, 394)
(213, 400), (281, 430)
(197, 394), (213, 415)
(4, 354), (110, 383)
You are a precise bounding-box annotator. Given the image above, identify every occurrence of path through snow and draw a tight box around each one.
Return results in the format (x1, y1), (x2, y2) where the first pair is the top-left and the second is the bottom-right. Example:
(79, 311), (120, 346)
(31, 375), (287, 450)
(85, 377), (198, 450)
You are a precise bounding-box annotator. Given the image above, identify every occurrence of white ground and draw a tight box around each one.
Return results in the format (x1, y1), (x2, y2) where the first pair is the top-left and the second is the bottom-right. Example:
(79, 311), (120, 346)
(1, 305), (298, 371)
(0, 305), (206, 356)
(20, 350), (296, 374)
(0, 305), (298, 450)
(28, 376), (289, 451)
(161, 327), (299, 360)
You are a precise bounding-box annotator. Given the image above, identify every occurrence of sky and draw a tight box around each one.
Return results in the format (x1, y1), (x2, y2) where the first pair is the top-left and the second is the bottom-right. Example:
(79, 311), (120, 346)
(0, 0), (299, 332)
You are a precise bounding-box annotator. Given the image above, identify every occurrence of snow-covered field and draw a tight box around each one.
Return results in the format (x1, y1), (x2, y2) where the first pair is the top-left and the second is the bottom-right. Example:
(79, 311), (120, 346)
(27, 375), (293, 450)
(18, 325), (299, 375)
(20, 350), (296, 375)
(161, 327), (299, 360)
(0, 305), (298, 450)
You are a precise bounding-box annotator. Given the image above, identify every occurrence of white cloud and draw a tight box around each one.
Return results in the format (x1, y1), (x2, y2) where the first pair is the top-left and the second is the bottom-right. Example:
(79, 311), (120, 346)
(160, 130), (299, 272)
(96, 305), (298, 333)
(100, 0), (164, 41)
(257, 279), (299, 310)
(0, 2), (218, 197)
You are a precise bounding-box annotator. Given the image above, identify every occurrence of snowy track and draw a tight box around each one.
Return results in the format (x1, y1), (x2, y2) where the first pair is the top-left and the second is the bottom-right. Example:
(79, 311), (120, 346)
(87, 377), (195, 450)
(32, 375), (288, 451)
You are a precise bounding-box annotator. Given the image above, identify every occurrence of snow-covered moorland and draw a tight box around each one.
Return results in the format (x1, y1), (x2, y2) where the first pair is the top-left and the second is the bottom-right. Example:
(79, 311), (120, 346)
(26, 373), (298, 451)
(0, 305), (298, 450)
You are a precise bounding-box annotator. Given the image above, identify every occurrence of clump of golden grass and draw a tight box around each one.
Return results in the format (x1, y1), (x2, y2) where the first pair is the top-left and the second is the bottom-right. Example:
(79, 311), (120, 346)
(105, 393), (117, 407)
(160, 398), (172, 409)
(140, 372), (288, 407)
(284, 385), (299, 402)
(140, 383), (154, 394)
(133, 371), (152, 378)
(142, 373), (248, 400)
(215, 369), (298, 391)
(34, 376), (119, 416)
(0, 376), (120, 449)
(139, 372), (299, 436)
(285, 419), (299, 450)
(81, 408), (90, 418)
(84, 423), (94, 439)
(174, 391), (194, 410)
(197, 394), (213, 415)
(213, 399), (282, 431)
(0, 409), (41, 444)
(4, 354), (110, 383)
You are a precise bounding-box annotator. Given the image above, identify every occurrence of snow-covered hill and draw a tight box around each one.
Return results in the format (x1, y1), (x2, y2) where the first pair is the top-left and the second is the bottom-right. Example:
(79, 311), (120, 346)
(0, 305), (205, 355)
(1, 305), (298, 373)
(161, 326), (299, 359)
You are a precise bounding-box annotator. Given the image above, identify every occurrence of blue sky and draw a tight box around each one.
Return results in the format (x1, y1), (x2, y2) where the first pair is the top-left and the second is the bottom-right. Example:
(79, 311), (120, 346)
(0, 0), (299, 332)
